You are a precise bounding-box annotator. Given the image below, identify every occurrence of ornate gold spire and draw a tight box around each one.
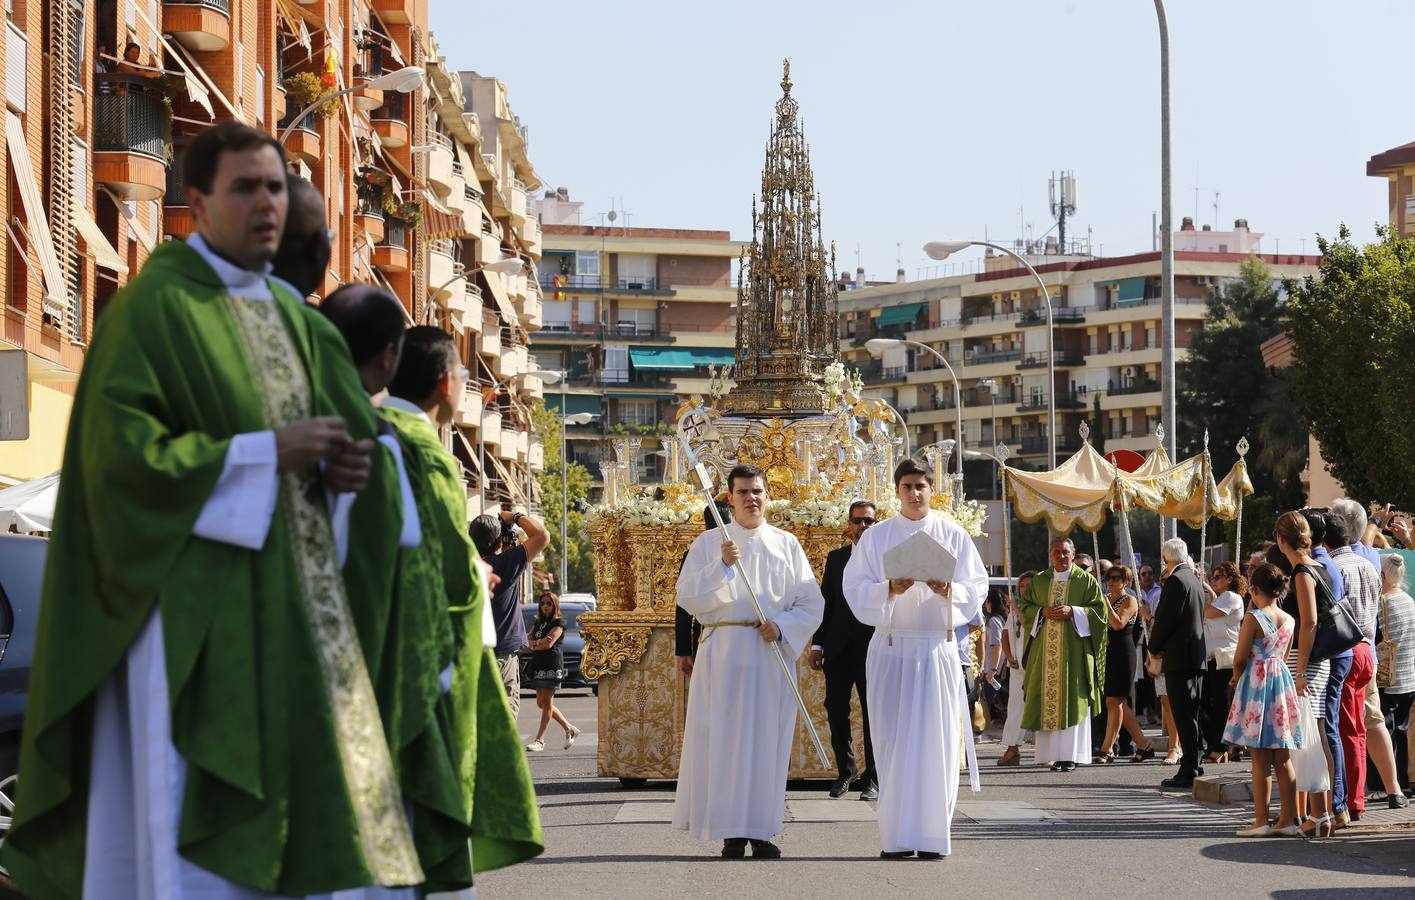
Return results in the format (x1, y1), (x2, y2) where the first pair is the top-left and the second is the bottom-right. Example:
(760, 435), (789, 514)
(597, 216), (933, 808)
(720, 61), (839, 417)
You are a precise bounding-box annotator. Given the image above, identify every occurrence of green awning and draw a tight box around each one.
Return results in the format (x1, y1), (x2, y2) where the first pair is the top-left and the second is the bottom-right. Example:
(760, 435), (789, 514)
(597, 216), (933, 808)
(546, 393), (602, 415)
(876, 302), (926, 328)
(1117, 277), (1147, 303)
(628, 347), (736, 370)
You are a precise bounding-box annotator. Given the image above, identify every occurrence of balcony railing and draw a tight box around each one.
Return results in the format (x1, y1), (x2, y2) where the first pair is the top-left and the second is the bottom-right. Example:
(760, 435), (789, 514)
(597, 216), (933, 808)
(465, 183), (482, 204)
(277, 105), (319, 135)
(1017, 307), (1088, 326)
(612, 276), (659, 291)
(1106, 379), (1160, 396)
(429, 238), (456, 258)
(539, 273), (603, 290)
(356, 185), (384, 217)
(429, 130), (453, 150)
(1017, 392), (1086, 412)
(1020, 436), (1084, 455)
(165, 0), (232, 11)
(381, 217), (407, 249)
(964, 348), (1022, 366)
(1019, 350), (1086, 369)
(165, 141), (190, 206)
(94, 74), (169, 160)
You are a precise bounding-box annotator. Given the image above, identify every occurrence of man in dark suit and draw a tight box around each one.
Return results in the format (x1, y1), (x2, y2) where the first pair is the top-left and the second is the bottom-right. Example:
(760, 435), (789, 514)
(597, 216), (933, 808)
(1149, 537), (1208, 789)
(675, 503), (730, 675)
(810, 500), (878, 800)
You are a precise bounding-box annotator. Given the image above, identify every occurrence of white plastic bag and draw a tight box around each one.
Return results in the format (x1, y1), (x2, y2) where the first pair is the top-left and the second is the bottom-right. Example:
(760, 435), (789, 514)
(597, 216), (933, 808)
(1291, 696), (1330, 793)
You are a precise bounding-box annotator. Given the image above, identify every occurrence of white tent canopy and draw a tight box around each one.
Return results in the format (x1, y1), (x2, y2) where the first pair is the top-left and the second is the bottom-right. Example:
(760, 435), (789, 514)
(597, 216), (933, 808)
(0, 471), (58, 532)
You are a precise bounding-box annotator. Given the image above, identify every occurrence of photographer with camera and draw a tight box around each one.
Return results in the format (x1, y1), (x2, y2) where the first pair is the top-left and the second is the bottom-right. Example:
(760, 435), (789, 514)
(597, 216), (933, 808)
(471, 509), (551, 715)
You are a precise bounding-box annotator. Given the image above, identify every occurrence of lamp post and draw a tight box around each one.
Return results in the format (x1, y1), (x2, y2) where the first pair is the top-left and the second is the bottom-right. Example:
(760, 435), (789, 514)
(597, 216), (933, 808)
(978, 378), (1000, 499)
(278, 66), (425, 144)
(426, 256), (525, 323)
(1154, 0), (1177, 538)
(866, 337), (963, 482)
(558, 409), (597, 590)
(479, 368), (558, 512)
(923, 240), (1057, 470)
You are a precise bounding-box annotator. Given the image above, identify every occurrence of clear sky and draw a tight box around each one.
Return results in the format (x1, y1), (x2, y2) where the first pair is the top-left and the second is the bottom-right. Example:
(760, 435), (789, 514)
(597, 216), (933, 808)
(430, 0), (1412, 281)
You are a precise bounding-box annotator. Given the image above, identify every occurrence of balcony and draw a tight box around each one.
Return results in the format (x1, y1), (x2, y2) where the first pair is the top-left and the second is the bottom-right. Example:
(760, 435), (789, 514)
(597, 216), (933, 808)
(539, 273), (603, 292)
(428, 239), (461, 300)
(447, 170), (468, 214)
(456, 384), (483, 427)
(1019, 435), (1084, 456)
(479, 320), (501, 357)
(277, 107), (321, 164)
(371, 93), (408, 148)
(463, 285), (484, 333)
(1018, 350), (1086, 369)
(354, 187), (385, 245)
(426, 132), (455, 198)
(163, 0), (231, 52)
(93, 75), (170, 201)
(163, 140), (194, 236)
(373, 218), (409, 272)
(509, 179), (527, 226)
(529, 441), (545, 471)
(481, 409), (503, 447)
(524, 215), (542, 255)
(372, 0), (416, 25)
(1015, 306), (1089, 328)
(1106, 379), (1160, 397)
(1017, 391), (1086, 412)
(963, 348), (1022, 367)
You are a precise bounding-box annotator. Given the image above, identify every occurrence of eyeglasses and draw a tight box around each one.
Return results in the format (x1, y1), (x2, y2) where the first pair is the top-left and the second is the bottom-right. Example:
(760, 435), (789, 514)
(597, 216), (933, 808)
(850, 517), (876, 525)
(1107, 574), (1127, 582)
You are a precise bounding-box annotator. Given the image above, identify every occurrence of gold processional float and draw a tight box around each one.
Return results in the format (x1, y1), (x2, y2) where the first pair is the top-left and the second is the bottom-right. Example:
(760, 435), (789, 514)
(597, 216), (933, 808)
(577, 62), (1256, 785)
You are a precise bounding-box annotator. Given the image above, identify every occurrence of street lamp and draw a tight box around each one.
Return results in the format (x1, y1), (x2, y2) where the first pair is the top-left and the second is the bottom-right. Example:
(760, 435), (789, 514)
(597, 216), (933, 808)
(278, 66), (425, 144)
(923, 240), (1057, 470)
(479, 367), (559, 512)
(427, 256), (526, 319)
(558, 409), (597, 590)
(866, 337), (963, 481)
(1154, 0), (1177, 538)
(978, 378), (1000, 499)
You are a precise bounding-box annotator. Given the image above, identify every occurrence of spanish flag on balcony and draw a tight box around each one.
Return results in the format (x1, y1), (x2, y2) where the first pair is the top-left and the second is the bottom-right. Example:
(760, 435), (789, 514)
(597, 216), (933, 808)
(553, 274), (566, 301)
(322, 47), (339, 88)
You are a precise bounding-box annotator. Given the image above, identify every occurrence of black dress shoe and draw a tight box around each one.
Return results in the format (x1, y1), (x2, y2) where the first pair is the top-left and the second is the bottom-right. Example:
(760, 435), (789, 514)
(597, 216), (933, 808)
(829, 776), (852, 799)
(1389, 793), (1411, 810)
(1161, 774), (1196, 790)
(859, 784), (879, 801)
(749, 840), (781, 859)
(1049, 761), (1063, 772)
(1057, 761), (1077, 772)
(880, 850), (913, 860)
(722, 838), (747, 858)
(916, 851), (945, 860)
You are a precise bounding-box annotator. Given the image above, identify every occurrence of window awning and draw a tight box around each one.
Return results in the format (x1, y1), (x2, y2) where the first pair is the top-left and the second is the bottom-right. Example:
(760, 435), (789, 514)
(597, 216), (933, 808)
(481, 269), (520, 326)
(1117, 277), (1147, 303)
(71, 200), (128, 275)
(5, 111), (68, 320)
(628, 347), (735, 370)
(547, 393), (602, 415)
(876, 302), (926, 328)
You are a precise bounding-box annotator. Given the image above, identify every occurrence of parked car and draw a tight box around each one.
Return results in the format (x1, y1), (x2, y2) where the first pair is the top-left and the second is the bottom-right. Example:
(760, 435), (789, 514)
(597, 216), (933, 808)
(0, 534), (46, 874)
(519, 600), (596, 693)
(560, 592), (597, 609)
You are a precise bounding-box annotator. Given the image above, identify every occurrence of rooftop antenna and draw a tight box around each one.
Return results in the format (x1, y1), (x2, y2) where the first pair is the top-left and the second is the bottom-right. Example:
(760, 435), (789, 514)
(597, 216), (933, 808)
(1049, 170), (1077, 254)
(1213, 191), (1220, 231)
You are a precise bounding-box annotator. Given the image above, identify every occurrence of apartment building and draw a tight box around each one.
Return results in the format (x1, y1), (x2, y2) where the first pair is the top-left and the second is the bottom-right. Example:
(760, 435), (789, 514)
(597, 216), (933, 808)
(841, 219), (1319, 463)
(530, 192), (744, 488)
(0, 0), (544, 517)
(1368, 140), (1415, 238)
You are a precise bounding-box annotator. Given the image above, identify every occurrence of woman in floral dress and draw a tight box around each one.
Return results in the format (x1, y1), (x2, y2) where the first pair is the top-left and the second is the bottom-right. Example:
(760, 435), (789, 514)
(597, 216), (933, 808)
(1224, 563), (1303, 837)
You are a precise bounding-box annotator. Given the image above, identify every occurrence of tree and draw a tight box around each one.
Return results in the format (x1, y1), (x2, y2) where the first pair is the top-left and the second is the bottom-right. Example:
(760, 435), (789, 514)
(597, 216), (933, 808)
(529, 401), (595, 593)
(1286, 227), (1415, 506)
(1178, 256), (1306, 510)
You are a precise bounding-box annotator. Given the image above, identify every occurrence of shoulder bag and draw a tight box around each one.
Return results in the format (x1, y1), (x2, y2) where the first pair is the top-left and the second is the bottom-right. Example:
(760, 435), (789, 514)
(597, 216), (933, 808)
(1376, 594), (1398, 689)
(1303, 564), (1364, 663)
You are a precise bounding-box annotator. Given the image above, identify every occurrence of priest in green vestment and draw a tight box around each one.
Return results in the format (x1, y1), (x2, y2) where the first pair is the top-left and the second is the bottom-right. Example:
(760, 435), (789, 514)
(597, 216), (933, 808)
(319, 295), (543, 884)
(380, 326), (544, 875)
(3, 122), (422, 898)
(1020, 536), (1108, 771)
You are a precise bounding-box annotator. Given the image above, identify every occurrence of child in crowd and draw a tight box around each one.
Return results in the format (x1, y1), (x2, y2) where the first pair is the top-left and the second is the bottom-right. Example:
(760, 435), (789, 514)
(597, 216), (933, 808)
(1224, 563), (1303, 837)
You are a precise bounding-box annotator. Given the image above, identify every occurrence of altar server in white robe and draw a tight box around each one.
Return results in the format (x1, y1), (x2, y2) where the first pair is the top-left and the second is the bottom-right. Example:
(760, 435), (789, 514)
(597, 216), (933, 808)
(843, 459), (988, 860)
(673, 464), (824, 859)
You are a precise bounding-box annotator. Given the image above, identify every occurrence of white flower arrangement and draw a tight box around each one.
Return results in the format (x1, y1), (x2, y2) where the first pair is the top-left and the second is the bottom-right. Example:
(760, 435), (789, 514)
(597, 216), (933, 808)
(604, 494), (696, 529)
(940, 496), (988, 537)
(765, 497), (852, 528)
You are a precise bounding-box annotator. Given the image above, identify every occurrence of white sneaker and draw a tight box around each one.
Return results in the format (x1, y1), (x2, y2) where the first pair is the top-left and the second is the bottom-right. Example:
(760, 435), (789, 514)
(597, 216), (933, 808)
(526, 739), (545, 752)
(564, 725), (581, 750)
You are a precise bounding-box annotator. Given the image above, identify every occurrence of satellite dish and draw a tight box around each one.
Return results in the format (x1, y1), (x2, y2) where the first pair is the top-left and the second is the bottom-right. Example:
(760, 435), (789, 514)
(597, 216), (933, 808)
(607, 210), (618, 222)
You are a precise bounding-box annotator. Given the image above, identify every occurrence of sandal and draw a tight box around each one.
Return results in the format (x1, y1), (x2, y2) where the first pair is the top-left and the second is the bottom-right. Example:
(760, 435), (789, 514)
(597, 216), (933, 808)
(564, 724), (582, 750)
(1299, 815), (1332, 839)
(1092, 752), (1116, 765)
(1202, 752), (1229, 765)
(1131, 745), (1157, 763)
(1162, 753), (1182, 765)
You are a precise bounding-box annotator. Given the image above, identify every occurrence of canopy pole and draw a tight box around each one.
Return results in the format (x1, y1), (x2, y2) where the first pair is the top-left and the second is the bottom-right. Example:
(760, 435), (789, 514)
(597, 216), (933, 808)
(1117, 483), (1137, 573)
(1199, 430), (1210, 570)
(1092, 529), (1102, 568)
(1234, 436), (1250, 568)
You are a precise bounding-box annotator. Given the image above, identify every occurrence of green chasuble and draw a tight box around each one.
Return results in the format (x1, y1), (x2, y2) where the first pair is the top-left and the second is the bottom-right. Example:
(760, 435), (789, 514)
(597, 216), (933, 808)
(1019, 566), (1108, 733)
(380, 405), (543, 875)
(3, 241), (421, 897)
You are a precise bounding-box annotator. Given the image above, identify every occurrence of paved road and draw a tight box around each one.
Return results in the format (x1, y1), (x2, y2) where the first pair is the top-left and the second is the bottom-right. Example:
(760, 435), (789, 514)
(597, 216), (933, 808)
(480, 690), (1415, 900)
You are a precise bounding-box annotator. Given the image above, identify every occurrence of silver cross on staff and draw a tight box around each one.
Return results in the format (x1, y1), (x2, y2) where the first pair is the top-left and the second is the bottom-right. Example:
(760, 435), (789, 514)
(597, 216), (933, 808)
(673, 411), (830, 767)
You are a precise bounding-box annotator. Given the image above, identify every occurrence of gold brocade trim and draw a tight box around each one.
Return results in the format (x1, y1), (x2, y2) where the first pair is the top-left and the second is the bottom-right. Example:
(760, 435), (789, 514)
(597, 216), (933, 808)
(226, 297), (422, 885)
(1039, 577), (1066, 732)
(578, 611), (664, 679)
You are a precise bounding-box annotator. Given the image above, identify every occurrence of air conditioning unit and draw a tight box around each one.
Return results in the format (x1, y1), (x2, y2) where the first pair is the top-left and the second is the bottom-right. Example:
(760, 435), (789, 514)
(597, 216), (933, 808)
(1123, 366), (1137, 378)
(1011, 375), (1022, 386)
(992, 293), (1003, 302)
(1010, 291), (1021, 301)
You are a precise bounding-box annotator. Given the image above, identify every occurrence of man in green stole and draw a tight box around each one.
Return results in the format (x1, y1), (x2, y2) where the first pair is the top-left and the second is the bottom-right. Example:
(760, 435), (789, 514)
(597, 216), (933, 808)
(3, 123), (420, 897)
(1020, 536), (1108, 772)
(377, 325), (544, 876)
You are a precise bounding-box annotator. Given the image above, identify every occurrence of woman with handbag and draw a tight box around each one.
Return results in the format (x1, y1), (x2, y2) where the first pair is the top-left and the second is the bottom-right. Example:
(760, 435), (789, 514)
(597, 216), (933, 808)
(1378, 554), (1415, 800)
(1277, 511), (1347, 838)
(1202, 562), (1247, 764)
(1095, 566), (1156, 763)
